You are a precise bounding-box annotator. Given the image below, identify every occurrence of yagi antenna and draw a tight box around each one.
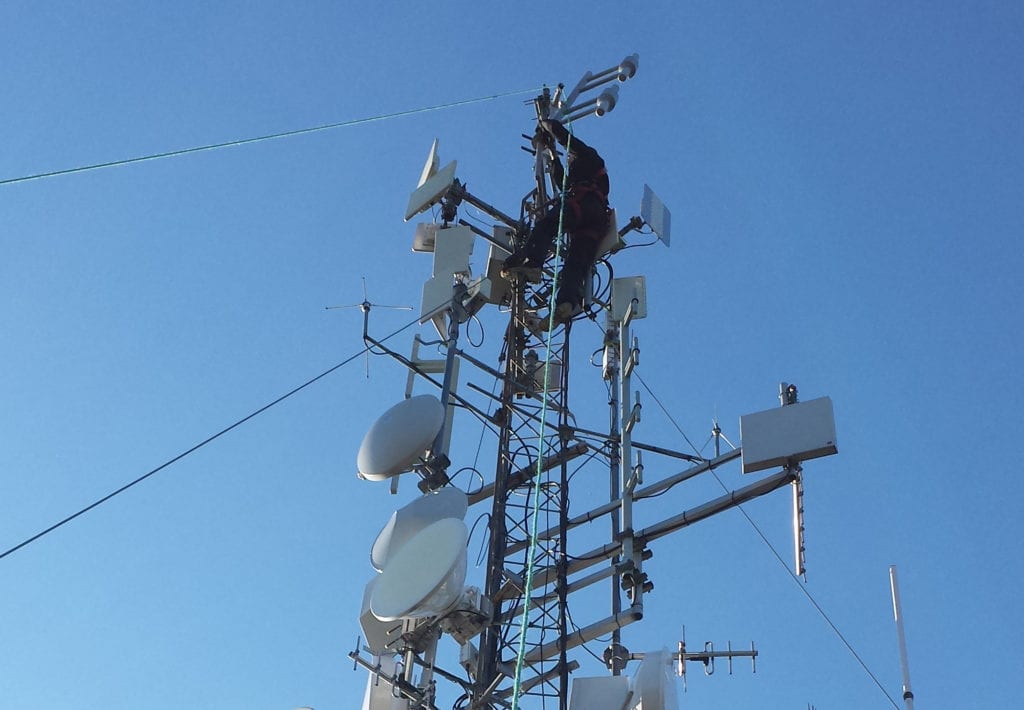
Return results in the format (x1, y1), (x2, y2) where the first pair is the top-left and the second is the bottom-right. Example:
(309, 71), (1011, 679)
(326, 277), (413, 377)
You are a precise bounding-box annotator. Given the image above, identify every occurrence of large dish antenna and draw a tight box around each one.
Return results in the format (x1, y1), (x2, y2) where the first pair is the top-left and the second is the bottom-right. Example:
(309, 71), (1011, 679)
(370, 518), (469, 621)
(357, 395), (445, 481)
(370, 487), (469, 571)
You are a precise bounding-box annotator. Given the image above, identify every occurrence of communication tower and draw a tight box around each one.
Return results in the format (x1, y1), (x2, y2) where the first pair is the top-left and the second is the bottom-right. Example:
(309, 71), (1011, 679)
(348, 56), (839, 709)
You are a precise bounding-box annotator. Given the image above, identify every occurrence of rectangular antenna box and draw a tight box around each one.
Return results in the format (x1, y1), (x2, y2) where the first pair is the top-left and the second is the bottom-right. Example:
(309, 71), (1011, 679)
(739, 396), (837, 474)
(568, 675), (629, 710)
(611, 275), (647, 321)
(412, 223), (439, 252)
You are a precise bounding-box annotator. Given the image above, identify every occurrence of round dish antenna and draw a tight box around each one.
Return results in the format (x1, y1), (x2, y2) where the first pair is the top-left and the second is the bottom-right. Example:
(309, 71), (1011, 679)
(370, 518), (469, 621)
(357, 395), (445, 481)
(371, 487), (469, 571)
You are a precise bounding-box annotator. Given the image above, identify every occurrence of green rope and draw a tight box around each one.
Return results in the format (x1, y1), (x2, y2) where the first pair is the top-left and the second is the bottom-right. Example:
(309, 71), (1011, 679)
(510, 120), (574, 709)
(0, 87), (541, 187)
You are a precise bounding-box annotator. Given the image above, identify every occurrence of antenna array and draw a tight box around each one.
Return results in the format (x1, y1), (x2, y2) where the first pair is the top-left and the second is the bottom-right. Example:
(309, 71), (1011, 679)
(346, 56), (840, 710)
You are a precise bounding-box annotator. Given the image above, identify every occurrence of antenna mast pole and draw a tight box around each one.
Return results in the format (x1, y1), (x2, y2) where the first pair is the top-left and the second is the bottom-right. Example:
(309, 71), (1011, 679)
(889, 565), (916, 710)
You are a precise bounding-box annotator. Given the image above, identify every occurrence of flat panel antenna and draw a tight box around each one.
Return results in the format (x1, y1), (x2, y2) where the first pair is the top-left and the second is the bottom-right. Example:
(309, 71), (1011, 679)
(418, 138), (440, 188)
(641, 184), (672, 246)
(739, 396), (838, 474)
(406, 140), (457, 221)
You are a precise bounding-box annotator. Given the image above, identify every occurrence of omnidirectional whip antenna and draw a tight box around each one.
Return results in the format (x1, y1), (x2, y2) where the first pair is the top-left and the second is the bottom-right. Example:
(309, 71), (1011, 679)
(326, 277), (413, 377)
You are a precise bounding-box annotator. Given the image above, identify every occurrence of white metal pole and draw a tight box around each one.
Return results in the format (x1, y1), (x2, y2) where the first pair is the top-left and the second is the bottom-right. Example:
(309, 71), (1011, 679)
(889, 565), (916, 710)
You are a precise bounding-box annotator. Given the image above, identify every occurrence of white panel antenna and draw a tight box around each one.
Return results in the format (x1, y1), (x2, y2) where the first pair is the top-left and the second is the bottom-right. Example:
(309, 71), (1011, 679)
(420, 277), (453, 341)
(430, 225), (474, 278)
(405, 139), (455, 221)
(479, 227), (514, 305)
(405, 160), (457, 221)
(418, 225), (476, 339)
(739, 396), (838, 474)
(641, 184), (672, 246)
(611, 276), (647, 322)
(418, 138), (440, 188)
(630, 649), (679, 710)
(357, 395), (446, 481)
(568, 676), (630, 710)
(412, 223), (439, 253)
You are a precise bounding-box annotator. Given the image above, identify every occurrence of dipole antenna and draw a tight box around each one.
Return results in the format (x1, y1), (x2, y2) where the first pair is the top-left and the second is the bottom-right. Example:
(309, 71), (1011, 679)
(889, 565), (916, 710)
(326, 276), (412, 377)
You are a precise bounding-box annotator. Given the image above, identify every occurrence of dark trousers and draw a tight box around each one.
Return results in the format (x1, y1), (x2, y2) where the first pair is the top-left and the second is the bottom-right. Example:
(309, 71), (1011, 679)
(524, 194), (609, 308)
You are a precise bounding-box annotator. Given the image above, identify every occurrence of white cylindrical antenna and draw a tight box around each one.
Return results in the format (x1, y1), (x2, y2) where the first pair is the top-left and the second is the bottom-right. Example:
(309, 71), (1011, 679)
(889, 565), (916, 710)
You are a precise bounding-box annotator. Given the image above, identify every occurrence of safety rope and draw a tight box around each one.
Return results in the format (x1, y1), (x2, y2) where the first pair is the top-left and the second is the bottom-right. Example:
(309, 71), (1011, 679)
(509, 120), (574, 709)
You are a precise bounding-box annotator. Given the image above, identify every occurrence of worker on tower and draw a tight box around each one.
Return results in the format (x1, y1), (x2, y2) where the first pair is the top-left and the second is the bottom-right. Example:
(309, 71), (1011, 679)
(503, 118), (611, 323)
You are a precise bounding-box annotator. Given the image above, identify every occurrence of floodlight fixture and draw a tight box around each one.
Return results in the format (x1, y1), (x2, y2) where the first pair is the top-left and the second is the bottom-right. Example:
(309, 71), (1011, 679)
(577, 55), (639, 94)
(595, 85), (619, 116)
(551, 53), (640, 122)
(617, 53), (639, 81)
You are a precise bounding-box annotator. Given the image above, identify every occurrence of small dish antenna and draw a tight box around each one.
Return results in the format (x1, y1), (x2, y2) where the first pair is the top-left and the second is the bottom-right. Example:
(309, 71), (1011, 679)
(370, 517), (469, 621)
(371, 487), (469, 571)
(357, 395), (446, 481)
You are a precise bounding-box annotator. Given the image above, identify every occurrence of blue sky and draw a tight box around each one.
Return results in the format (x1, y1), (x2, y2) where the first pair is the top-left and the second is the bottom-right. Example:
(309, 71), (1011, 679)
(2, 2), (1022, 708)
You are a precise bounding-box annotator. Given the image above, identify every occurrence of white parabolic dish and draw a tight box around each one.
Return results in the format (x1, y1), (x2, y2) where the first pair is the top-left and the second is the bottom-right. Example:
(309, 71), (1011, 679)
(357, 395), (445, 481)
(370, 518), (468, 622)
(371, 487), (469, 572)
